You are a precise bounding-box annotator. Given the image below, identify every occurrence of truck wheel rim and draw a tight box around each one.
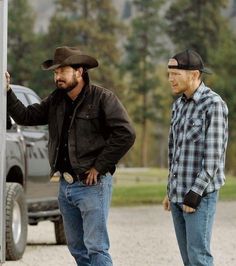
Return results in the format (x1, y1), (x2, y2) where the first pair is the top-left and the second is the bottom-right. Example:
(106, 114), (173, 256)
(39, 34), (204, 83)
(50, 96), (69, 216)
(12, 201), (22, 244)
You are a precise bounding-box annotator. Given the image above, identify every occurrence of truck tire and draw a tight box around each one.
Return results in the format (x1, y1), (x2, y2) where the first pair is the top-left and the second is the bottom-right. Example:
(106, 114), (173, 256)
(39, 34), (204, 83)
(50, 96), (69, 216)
(5, 183), (28, 260)
(54, 216), (66, 245)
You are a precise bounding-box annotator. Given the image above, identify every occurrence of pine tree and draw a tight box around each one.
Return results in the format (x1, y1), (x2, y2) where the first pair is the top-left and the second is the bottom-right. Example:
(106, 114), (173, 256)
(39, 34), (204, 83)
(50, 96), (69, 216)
(124, 0), (166, 166)
(207, 27), (236, 173)
(165, 0), (228, 61)
(43, 0), (124, 95)
(8, 0), (37, 85)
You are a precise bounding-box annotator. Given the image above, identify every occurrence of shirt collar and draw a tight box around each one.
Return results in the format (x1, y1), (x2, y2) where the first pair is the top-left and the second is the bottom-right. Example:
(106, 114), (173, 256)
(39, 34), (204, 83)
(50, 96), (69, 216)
(64, 85), (86, 104)
(181, 82), (206, 104)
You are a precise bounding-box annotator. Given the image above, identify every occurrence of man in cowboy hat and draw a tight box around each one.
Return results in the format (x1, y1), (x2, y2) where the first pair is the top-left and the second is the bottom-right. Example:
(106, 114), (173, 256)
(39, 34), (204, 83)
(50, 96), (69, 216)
(6, 46), (136, 266)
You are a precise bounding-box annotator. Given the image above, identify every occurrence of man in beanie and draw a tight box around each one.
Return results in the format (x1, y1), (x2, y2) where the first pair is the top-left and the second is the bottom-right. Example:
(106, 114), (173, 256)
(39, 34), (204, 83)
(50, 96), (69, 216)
(6, 46), (136, 266)
(163, 50), (228, 265)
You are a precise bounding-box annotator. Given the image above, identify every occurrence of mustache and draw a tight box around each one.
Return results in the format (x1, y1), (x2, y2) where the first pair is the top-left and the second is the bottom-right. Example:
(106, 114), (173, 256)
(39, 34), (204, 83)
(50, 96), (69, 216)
(56, 79), (65, 84)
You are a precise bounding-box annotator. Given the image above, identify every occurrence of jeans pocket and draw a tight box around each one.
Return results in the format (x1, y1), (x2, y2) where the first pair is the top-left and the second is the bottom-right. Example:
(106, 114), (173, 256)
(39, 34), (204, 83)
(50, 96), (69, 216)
(101, 172), (113, 185)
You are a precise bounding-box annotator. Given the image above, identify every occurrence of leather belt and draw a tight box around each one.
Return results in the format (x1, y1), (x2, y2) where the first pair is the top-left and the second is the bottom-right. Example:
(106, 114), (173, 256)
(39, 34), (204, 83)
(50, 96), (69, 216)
(63, 172), (88, 184)
(50, 171), (88, 184)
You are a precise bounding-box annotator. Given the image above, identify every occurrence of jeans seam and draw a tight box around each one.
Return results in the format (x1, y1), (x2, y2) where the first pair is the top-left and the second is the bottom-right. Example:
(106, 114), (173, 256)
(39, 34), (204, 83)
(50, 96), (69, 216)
(203, 197), (209, 265)
(99, 175), (111, 251)
(97, 180), (105, 249)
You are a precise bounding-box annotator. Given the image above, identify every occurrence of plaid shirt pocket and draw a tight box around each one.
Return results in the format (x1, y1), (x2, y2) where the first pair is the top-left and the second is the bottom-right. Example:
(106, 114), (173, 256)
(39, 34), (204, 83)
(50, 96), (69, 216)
(186, 118), (203, 142)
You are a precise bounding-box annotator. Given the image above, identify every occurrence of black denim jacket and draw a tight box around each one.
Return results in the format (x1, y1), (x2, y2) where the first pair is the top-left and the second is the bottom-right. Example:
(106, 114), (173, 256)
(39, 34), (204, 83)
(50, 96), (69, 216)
(7, 84), (136, 175)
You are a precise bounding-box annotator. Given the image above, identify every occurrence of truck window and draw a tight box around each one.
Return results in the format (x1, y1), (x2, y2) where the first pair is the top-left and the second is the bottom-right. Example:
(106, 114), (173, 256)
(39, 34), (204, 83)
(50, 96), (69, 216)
(27, 93), (41, 105)
(14, 92), (28, 106)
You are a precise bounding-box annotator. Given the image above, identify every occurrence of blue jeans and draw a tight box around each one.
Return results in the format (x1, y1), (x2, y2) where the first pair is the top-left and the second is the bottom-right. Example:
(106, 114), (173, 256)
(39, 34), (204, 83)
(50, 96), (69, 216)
(58, 173), (113, 266)
(170, 191), (218, 266)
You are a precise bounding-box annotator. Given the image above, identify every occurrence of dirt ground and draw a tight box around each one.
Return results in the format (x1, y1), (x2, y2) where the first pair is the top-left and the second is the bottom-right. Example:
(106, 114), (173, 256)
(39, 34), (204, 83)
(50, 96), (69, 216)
(4, 201), (236, 266)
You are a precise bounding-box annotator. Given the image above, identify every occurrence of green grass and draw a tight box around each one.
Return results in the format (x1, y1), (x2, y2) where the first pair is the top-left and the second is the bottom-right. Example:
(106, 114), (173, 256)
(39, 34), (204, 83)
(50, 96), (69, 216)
(111, 168), (236, 206)
(112, 184), (167, 206)
(219, 176), (236, 201)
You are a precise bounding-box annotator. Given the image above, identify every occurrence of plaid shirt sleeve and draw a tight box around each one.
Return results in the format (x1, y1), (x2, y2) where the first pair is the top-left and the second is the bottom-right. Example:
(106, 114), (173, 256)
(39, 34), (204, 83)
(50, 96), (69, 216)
(191, 100), (228, 195)
(168, 128), (174, 171)
(168, 107), (175, 171)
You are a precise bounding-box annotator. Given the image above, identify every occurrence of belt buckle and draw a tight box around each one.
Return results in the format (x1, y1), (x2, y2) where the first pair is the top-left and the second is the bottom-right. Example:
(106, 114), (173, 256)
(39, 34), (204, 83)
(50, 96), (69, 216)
(63, 172), (74, 184)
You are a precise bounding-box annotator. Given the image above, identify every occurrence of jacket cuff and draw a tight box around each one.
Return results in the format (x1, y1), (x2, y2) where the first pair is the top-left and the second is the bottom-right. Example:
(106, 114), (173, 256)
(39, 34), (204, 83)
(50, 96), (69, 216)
(183, 190), (202, 209)
(94, 162), (108, 175)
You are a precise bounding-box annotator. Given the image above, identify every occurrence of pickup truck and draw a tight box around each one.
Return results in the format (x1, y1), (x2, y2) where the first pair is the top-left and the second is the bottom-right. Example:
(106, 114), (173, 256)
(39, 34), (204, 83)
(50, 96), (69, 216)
(6, 85), (66, 261)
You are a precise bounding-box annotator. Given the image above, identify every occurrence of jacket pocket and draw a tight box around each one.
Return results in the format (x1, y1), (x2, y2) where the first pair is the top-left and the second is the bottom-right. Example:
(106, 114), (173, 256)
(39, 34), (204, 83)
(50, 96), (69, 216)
(75, 109), (100, 135)
(75, 109), (105, 156)
(186, 117), (203, 142)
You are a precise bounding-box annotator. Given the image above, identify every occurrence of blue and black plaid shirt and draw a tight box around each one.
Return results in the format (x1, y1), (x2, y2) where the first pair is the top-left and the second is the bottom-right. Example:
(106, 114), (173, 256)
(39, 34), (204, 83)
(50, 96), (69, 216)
(168, 82), (228, 203)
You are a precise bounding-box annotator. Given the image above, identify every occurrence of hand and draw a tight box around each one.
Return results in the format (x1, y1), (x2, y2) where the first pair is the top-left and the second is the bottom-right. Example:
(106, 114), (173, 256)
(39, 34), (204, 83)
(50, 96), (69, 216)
(85, 167), (99, 186)
(5, 72), (11, 91)
(162, 195), (171, 211)
(183, 204), (196, 213)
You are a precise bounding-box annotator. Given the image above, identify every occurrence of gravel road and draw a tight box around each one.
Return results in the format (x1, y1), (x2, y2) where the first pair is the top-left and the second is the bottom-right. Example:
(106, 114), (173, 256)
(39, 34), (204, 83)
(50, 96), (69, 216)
(4, 201), (236, 266)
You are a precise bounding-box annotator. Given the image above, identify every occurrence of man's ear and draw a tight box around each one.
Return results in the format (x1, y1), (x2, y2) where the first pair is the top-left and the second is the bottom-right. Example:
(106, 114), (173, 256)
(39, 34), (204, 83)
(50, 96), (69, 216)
(195, 70), (201, 80)
(191, 70), (200, 80)
(74, 67), (83, 78)
(77, 67), (84, 76)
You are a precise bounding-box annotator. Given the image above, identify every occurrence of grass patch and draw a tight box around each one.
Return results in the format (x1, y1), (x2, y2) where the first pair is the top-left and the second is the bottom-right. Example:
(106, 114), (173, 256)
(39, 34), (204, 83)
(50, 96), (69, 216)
(114, 167), (168, 184)
(219, 176), (236, 201)
(112, 184), (167, 206)
(111, 168), (236, 206)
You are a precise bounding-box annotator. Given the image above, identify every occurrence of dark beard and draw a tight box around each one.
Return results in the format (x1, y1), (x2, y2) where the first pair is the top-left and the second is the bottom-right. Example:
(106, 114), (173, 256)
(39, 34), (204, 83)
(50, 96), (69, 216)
(56, 73), (78, 93)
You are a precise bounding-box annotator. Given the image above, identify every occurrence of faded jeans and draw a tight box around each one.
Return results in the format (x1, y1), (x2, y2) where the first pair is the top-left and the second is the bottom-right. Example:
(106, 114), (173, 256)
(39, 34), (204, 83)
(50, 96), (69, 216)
(170, 191), (218, 266)
(58, 173), (113, 266)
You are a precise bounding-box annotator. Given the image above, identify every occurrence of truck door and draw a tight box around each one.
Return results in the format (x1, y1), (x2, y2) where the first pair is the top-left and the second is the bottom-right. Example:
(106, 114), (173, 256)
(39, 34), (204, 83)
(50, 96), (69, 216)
(14, 90), (58, 200)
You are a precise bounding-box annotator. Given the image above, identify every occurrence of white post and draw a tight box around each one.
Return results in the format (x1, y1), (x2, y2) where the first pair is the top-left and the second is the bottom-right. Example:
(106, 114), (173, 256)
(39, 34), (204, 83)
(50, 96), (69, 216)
(0, 0), (8, 264)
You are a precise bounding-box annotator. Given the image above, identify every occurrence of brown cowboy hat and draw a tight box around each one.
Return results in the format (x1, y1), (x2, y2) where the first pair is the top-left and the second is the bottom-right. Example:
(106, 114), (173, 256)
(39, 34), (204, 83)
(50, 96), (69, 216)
(41, 46), (99, 70)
